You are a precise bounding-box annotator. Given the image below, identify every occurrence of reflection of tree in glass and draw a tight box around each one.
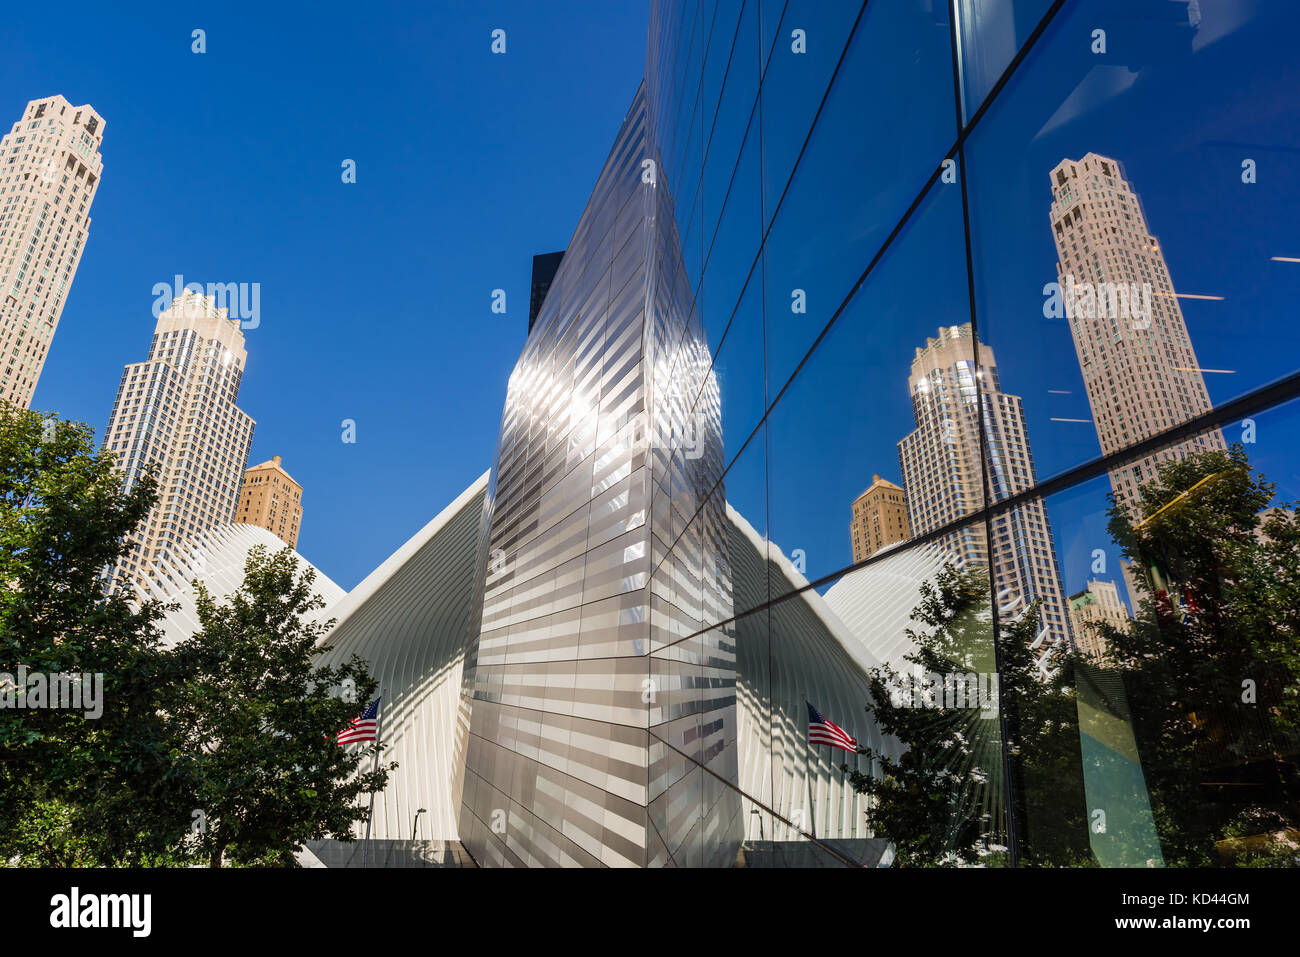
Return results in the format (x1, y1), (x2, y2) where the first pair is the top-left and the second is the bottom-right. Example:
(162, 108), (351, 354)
(842, 564), (1095, 866)
(1098, 443), (1300, 867)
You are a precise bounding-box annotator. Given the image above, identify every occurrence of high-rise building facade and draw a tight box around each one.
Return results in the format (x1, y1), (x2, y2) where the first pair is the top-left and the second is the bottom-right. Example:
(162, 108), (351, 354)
(1049, 153), (1225, 517)
(104, 290), (255, 598)
(898, 324), (1072, 666)
(1067, 579), (1131, 662)
(0, 95), (104, 408)
(849, 474), (910, 562)
(235, 454), (303, 548)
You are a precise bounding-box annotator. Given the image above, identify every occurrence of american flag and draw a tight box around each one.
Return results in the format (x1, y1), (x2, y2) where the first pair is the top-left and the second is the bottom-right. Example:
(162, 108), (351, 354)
(807, 701), (857, 752)
(336, 697), (381, 745)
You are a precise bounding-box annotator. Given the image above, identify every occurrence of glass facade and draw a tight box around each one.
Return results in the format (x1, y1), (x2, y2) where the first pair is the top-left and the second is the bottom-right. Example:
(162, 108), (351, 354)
(463, 0), (1300, 866)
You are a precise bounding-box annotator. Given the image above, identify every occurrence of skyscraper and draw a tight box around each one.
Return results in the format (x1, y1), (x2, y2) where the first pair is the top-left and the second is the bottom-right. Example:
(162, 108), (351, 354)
(527, 250), (564, 334)
(1067, 579), (1131, 662)
(849, 474), (910, 562)
(898, 324), (1072, 668)
(0, 95), (104, 408)
(104, 290), (255, 598)
(1049, 153), (1225, 518)
(235, 454), (303, 549)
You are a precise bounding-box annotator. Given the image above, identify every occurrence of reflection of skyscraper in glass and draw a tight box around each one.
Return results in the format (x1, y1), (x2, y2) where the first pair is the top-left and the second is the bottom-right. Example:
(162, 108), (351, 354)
(849, 475), (910, 562)
(1049, 153), (1225, 518)
(458, 86), (740, 867)
(1067, 579), (1131, 661)
(898, 323), (1072, 668)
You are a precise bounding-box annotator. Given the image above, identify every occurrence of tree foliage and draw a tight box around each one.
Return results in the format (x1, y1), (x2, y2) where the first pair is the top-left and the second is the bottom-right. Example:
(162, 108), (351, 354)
(1096, 443), (1300, 866)
(166, 545), (389, 867)
(0, 405), (392, 866)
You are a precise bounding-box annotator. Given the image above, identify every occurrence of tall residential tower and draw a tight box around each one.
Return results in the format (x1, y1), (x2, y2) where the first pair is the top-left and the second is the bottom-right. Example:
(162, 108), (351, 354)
(1049, 153), (1225, 518)
(898, 324), (1072, 668)
(0, 95), (104, 407)
(104, 290), (255, 598)
(1067, 579), (1131, 662)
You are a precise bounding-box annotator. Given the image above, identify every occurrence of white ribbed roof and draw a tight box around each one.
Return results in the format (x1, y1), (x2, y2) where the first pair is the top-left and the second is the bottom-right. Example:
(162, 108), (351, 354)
(152, 523), (346, 647)
(314, 471), (491, 841)
(822, 542), (951, 673)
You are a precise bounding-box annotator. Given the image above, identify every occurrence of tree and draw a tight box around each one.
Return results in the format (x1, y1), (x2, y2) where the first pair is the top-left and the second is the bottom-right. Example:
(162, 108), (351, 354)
(0, 404), (187, 865)
(1096, 442), (1300, 866)
(843, 563), (1094, 866)
(165, 544), (393, 867)
(2, 405), (394, 867)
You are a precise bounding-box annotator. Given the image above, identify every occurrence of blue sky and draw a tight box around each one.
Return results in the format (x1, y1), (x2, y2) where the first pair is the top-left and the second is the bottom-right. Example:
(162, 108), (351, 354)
(5, 0), (1297, 607)
(4, 0), (649, 588)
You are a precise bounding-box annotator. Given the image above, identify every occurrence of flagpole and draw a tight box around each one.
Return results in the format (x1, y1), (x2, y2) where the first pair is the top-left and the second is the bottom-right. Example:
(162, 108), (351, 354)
(806, 750), (816, 842)
(854, 744), (862, 839)
(804, 698), (816, 842)
(829, 744), (836, 839)
(363, 693), (384, 867)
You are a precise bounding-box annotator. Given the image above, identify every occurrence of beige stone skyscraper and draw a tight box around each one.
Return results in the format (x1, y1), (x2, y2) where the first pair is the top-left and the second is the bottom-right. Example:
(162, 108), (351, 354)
(235, 455), (303, 548)
(1067, 579), (1131, 661)
(1049, 153), (1225, 518)
(0, 95), (104, 408)
(898, 324), (1072, 669)
(850, 475), (911, 562)
(104, 290), (255, 597)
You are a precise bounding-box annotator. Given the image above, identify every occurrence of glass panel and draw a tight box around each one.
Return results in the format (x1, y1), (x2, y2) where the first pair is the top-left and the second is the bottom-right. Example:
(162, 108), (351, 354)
(954, 0), (1056, 121)
(767, 180), (974, 597)
(761, 0), (957, 394)
(757, 0), (866, 224)
(1001, 395), (1300, 866)
(967, 0), (1300, 491)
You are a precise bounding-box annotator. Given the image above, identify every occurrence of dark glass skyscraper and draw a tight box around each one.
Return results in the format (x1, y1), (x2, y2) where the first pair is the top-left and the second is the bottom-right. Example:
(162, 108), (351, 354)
(457, 0), (1300, 867)
(527, 250), (564, 334)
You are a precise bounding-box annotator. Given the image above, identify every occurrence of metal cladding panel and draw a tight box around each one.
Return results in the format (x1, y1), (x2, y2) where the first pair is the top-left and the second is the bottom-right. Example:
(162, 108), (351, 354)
(459, 84), (740, 867)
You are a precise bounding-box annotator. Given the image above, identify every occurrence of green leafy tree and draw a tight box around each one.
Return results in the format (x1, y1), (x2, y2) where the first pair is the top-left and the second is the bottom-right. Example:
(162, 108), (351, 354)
(1096, 442), (1300, 866)
(0, 404), (188, 865)
(2, 405), (394, 867)
(165, 544), (393, 867)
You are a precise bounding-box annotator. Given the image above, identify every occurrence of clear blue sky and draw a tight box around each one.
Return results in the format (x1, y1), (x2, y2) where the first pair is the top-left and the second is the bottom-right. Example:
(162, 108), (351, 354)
(4, 0), (649, 589)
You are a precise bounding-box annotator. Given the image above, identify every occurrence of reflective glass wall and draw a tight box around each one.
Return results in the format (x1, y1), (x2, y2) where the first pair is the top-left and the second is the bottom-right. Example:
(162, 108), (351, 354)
(642, 0), (1300, 867)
